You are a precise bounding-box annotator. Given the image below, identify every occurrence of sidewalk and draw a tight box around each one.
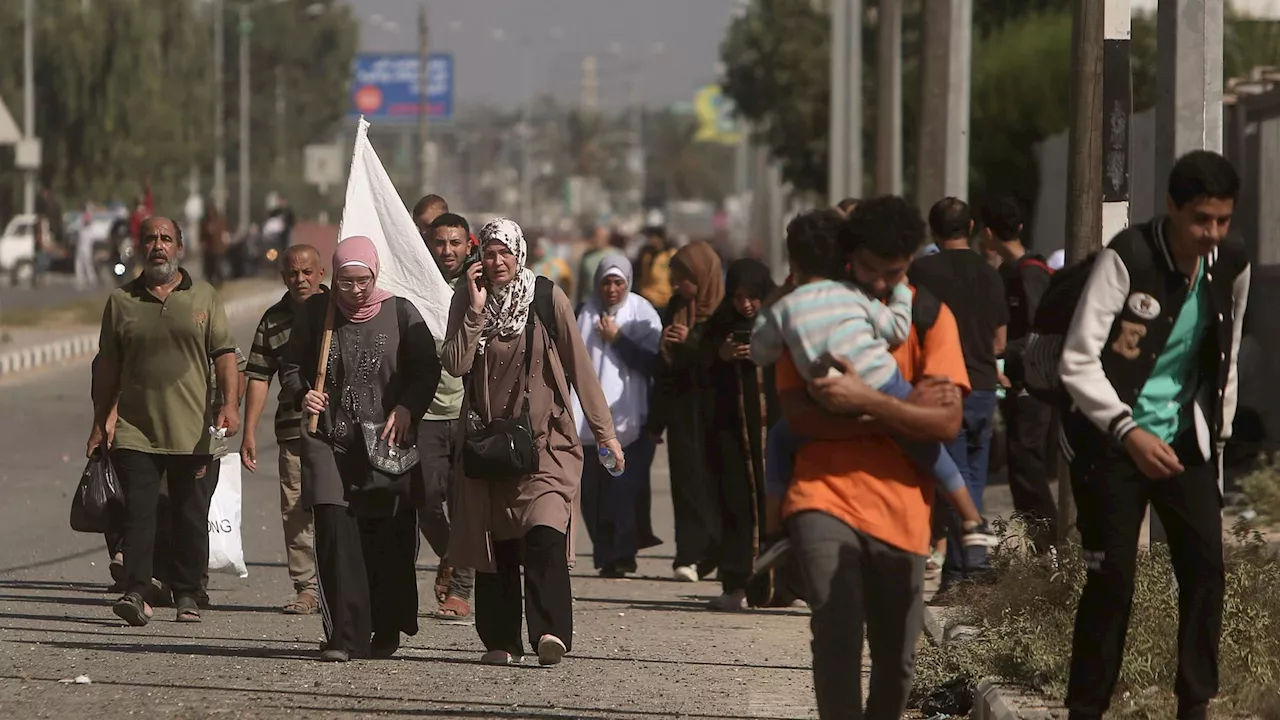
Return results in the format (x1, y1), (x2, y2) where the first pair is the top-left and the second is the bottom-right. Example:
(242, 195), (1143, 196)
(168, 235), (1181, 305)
(0, 278), (282, 379)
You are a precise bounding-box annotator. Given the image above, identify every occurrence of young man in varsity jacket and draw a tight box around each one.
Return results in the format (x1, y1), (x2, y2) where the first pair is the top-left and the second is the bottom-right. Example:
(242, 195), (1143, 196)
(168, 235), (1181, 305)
(1059, 150), (1249, 720)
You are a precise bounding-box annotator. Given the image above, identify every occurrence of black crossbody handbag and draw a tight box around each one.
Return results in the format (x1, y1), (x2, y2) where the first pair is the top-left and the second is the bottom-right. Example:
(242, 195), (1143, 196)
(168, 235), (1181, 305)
(462, 311), (539, 481)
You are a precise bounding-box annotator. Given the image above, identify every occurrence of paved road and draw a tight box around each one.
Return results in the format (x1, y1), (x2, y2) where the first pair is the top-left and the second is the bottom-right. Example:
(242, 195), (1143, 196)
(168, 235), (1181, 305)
(0, 276), (107, 312)
(0, 314), (823, 719)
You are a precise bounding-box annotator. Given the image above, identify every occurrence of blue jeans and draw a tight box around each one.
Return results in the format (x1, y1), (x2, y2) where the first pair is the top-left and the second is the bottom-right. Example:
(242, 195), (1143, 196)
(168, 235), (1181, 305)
(940, 389), (999, 584)
(766, 420), (799, 500)
(765, 370), (964, 499)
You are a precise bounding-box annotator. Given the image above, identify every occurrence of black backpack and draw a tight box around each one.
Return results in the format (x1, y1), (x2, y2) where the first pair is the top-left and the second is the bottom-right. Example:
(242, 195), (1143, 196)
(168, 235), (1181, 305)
(1011, 254), (1099, 405)
(531, 276), (558, 342)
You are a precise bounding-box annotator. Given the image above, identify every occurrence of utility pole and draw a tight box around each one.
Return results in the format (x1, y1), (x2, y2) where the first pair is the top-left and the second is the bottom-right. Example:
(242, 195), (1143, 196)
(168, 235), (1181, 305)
(1154, 0), (1224, 208)
(1149, 0), (1223, 543)
(274, 65), (286, 194)
(22, 0), (35, 215)
(1060, 0), (1106, 546)
(916, 0), (949, 213)
(916, 0), (971, 209)
(844, 0), (864, 200)
(1102, 0), (1133, 250)
(213, 0), (226, 214)
(828, 0), (848, 204)
(417, 1), (431, 197)
(238, 2), (251, 233)
(875, 0), (903, 196)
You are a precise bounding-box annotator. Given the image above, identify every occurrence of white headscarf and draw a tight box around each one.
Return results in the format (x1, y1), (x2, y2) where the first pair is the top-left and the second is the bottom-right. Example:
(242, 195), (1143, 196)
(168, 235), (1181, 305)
(478, 217), (538, 350)
(572, 254), (663, 448)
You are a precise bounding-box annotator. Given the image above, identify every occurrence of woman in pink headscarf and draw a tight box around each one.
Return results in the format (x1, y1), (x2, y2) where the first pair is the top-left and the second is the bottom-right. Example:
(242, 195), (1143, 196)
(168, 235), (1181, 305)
(281, 235), (442, 662)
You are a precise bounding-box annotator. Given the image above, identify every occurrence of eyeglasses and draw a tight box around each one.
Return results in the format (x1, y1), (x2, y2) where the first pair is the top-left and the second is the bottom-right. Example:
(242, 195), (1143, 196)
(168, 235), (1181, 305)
(336, 277), (374, 291)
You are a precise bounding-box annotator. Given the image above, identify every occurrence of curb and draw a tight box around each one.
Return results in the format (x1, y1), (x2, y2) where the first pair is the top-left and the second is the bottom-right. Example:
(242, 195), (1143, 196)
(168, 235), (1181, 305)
(0, 289), (281, 379)
(922, 604), (1019, 720)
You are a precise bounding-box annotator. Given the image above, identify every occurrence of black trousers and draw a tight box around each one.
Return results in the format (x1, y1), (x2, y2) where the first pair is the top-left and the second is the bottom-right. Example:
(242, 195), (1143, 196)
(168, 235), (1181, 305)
(111, 450), (216, 600)
(666, 404), (721, 569)
(475, 525), (573, 657)
(1001, 393), (1058, 551)
(314, 504), (419, 658)
(105, 465), (215, 604)
(1066, 436), (1223, 718)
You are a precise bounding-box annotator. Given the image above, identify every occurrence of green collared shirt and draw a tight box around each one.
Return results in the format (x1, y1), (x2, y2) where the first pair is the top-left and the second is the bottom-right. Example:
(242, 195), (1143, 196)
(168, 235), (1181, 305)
(1133, 259), (1209, 443)
(99, 269), (237, 455)
(425, 275), (463, 421)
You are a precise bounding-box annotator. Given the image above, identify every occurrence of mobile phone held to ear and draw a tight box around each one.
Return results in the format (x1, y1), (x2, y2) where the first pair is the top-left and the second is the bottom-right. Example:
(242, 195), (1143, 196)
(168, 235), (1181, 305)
(810, 352), (843, 379)
(464, 245), (484, 288)
(731, 329), (752, 345)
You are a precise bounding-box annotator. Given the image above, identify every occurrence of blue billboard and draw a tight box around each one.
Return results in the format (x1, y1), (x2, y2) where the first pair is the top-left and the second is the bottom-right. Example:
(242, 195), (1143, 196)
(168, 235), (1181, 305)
(349, 53), (454, 122)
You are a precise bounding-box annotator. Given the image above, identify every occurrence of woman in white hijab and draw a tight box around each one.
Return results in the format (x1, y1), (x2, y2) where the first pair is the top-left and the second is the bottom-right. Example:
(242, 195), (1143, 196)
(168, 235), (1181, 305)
(573, 255), (665, 578)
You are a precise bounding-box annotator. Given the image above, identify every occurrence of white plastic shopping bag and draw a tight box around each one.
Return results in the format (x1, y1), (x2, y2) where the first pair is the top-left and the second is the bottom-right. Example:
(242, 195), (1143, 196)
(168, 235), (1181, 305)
(208, 453), (249, 578)
(339, 116), (454, 340)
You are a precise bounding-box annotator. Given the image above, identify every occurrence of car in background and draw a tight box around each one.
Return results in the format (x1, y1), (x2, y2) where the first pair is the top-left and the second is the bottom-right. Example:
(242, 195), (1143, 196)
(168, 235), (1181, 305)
(0, 214), (55, 285)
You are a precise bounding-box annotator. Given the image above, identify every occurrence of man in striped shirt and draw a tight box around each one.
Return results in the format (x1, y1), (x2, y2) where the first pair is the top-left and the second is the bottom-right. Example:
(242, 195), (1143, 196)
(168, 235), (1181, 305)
(242, 244), (327, 615)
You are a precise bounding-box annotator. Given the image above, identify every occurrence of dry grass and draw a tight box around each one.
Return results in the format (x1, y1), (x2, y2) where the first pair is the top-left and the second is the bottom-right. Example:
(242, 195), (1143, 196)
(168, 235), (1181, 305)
(1240, 456), (1280, 523)
(912, 519), (1280, 718)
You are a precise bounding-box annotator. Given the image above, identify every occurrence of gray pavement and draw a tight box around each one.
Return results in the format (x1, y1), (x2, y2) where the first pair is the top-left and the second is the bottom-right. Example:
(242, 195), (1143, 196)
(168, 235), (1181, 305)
(0, 314), (824, 719)
(0, 274), (106, 312)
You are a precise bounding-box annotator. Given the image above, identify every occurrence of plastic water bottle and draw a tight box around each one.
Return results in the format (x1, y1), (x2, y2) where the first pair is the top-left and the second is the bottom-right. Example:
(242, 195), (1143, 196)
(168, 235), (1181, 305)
(599, 447), (624, 477)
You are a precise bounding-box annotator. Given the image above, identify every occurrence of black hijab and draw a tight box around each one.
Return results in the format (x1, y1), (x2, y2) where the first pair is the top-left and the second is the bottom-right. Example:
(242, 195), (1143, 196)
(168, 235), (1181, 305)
(709, 258), (777, 337)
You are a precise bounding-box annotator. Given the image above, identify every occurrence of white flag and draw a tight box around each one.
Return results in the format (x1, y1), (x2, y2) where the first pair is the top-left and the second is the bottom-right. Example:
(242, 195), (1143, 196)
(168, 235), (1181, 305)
(338, 117), (453, 339)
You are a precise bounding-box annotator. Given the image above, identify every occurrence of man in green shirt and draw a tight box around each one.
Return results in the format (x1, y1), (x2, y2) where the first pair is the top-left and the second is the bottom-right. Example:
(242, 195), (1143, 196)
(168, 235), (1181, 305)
(242, 245), (327, 615)
(417, 209), (473, 617)
(89, 216), (240, 627)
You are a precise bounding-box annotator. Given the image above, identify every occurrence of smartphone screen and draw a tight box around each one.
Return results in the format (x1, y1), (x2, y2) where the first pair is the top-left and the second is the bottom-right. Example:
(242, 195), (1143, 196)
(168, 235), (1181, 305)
(731, 330), (751, 345)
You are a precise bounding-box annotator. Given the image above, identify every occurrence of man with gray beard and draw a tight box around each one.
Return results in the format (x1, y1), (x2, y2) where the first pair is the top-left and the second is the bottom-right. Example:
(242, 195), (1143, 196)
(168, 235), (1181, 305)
(89, 216), (240, 626)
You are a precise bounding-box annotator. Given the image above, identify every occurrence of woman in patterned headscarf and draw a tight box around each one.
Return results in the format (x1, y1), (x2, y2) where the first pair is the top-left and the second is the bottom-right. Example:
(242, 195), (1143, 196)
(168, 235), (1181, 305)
(440, 218), (620, 668)
(646, 240), (725, 583)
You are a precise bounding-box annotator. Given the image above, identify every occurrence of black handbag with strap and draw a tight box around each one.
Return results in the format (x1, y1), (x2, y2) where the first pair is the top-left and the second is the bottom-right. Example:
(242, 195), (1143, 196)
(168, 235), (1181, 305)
(462, 304), (540, 481)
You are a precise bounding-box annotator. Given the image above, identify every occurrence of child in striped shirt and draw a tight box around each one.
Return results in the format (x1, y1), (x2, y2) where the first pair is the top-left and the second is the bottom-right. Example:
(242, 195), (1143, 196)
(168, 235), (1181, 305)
(752, 210), (993, 559)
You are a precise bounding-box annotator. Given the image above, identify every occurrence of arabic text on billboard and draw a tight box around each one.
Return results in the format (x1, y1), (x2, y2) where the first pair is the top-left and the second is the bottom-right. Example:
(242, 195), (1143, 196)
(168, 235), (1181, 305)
(349, 53), (453, 121)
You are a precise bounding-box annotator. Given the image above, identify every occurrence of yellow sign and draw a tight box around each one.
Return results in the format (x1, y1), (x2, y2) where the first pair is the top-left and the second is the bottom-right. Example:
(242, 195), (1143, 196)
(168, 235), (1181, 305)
(694, 85), (743, 145)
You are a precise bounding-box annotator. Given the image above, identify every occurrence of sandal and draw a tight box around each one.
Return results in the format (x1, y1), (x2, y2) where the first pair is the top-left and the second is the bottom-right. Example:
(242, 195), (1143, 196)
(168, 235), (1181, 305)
(112, 592), (152, 627)
(175, 596), (202, 623)
(429, 595), (471, 619)
(283, 590), (319, 615)
(434, 562), (454, 605)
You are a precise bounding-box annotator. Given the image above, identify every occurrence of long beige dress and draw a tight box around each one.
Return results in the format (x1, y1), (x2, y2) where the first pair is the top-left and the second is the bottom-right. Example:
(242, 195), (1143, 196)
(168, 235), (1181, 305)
(440, 280), (616, 574)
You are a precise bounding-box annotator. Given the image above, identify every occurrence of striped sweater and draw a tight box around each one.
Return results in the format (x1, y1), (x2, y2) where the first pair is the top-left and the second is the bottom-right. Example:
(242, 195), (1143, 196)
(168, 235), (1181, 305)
(751, 279), (913, 386)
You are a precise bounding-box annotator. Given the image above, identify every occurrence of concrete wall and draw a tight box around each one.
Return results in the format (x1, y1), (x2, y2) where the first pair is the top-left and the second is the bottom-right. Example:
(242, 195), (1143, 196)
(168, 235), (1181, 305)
(1030, 108), (1156, 253)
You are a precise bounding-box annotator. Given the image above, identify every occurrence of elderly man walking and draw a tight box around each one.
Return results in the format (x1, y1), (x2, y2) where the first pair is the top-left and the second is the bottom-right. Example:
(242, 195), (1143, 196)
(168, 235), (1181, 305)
(242, 244), (327, 614)
(89, 216), (240, 626)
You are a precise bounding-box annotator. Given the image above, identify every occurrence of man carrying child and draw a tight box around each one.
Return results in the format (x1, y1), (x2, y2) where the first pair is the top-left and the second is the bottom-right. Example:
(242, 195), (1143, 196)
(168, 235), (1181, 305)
(752, 198), (976, 718)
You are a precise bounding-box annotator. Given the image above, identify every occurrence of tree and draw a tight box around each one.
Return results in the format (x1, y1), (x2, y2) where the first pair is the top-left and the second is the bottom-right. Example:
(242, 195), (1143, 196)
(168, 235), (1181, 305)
(0, 0), (357, 223)
(720, 0), (832, 195)
(643, 109), (736, 205)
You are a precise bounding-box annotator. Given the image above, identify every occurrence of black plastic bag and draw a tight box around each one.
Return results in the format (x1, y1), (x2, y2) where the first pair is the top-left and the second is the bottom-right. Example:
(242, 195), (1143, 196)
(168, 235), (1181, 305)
(70, 451), (125, 533)
(919, 676), (975, 716)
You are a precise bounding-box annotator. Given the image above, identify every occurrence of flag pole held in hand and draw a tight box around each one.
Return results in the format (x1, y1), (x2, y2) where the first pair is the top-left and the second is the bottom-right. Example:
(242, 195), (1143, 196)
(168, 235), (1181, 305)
(307, 295), (336, 434)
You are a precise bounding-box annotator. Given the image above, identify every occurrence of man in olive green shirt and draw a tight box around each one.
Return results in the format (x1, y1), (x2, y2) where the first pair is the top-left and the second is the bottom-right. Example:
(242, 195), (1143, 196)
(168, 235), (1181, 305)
(89, 216), (240, 627)
(416, 209), (473, 617)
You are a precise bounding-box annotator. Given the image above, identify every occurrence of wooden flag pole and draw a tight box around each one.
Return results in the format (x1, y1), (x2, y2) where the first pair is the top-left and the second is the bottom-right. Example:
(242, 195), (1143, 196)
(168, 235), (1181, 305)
(307, 295), (336, 434)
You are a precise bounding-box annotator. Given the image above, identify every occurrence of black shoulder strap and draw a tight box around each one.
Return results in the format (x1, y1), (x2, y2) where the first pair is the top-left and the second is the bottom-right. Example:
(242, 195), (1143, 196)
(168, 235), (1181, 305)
(911, 286), (941, 339)
(533, 275), (558, 343)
